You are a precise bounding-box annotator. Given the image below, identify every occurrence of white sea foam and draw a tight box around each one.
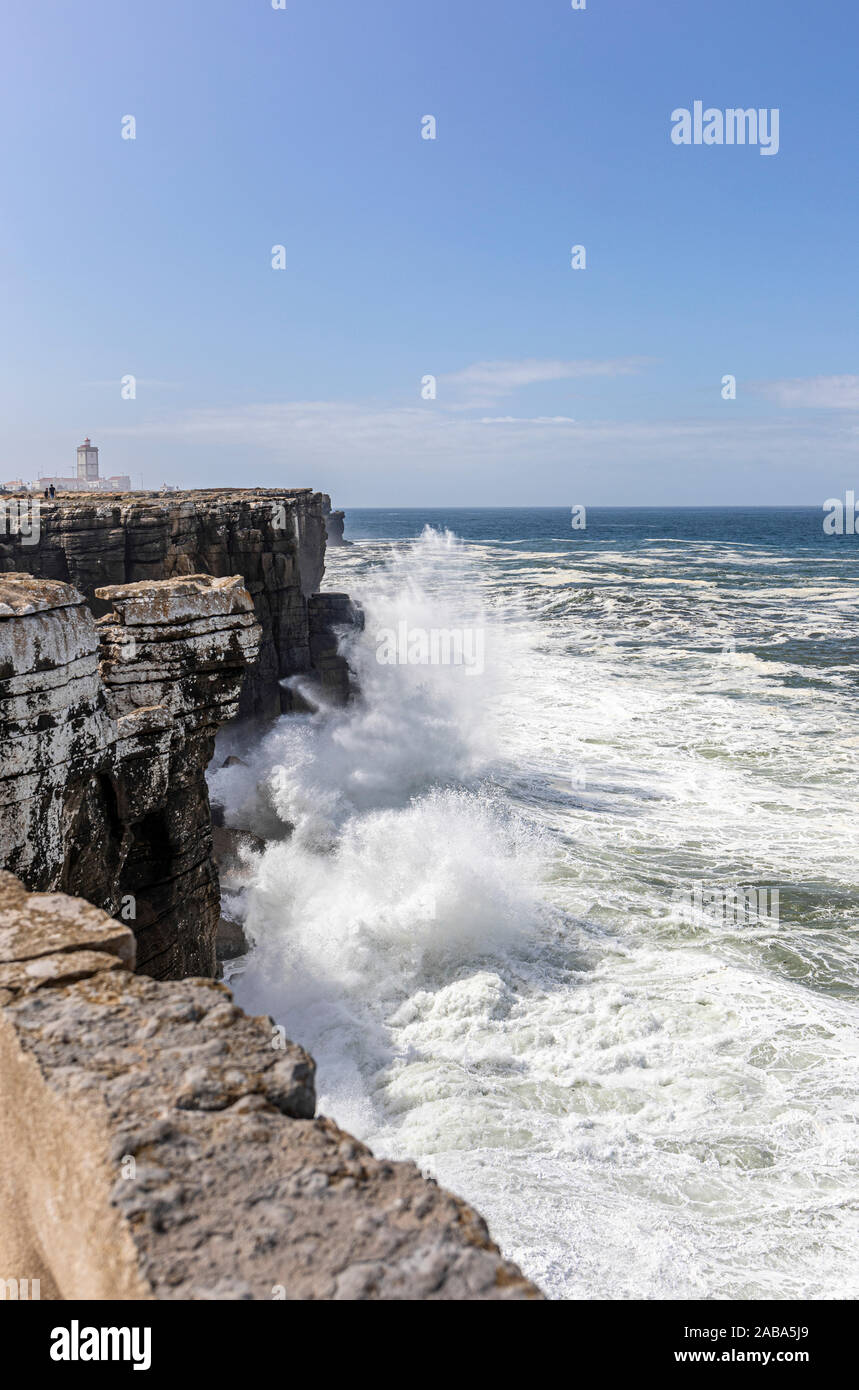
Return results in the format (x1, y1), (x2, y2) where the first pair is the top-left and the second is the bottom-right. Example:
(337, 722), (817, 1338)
(215, 525), (859, 1300)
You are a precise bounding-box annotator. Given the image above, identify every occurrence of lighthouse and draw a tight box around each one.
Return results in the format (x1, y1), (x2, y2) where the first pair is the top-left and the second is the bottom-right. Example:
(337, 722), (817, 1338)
(34, 437), (132, 493)
(76, 437), (99, 482)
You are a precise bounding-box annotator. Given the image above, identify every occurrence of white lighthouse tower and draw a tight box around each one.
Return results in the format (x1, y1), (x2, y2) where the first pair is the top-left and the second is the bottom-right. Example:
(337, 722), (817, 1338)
(76, 437), (99, 483)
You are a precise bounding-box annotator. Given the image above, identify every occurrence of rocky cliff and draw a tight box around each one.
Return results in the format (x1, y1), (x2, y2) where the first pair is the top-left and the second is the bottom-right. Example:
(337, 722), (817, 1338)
(0, 572), (260, 979)
(0, 501), (543, 1299)
(0, 488), (353, 718)
(0, 872), (540, 1300)
(323, 500), (347, 546)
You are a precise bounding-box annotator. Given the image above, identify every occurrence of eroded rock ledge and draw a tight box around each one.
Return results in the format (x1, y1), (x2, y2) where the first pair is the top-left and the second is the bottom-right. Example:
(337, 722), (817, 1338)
(0, 872), (540, 1301)
(0, 488), (353, 717)
(0, 572), (261, 978)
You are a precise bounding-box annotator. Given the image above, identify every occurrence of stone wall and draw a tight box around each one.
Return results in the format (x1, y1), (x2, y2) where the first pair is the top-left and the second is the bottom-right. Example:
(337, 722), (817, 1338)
(0, 572), (260, 979)
(0, 872), (541, 1301)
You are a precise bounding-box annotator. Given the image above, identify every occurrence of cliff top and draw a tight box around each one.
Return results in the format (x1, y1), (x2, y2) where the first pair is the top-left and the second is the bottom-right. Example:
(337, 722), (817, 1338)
(0, 573), (85, 616)
(3, 487), (322, 501)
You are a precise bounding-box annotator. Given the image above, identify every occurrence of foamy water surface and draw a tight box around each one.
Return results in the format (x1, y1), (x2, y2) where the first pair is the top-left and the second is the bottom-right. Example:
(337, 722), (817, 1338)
(210, 510), (859, 1299)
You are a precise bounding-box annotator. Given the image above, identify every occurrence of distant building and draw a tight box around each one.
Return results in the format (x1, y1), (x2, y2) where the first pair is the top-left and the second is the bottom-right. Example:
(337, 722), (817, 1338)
(77, 438), (100, 481)
(36, 438), (132, 493)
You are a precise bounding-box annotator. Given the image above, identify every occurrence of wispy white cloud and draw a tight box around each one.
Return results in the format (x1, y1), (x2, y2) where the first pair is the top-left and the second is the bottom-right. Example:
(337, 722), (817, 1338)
(100, 399), (859, 503)
(755, 375), (859, 409)
(478, 415), (577, 424)
(81, 378), (180, 390)
(441, 357), (648, 406)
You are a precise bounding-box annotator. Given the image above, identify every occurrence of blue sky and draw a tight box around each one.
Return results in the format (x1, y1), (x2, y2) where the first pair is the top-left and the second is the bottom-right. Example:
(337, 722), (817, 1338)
(2, 0), (857, 504)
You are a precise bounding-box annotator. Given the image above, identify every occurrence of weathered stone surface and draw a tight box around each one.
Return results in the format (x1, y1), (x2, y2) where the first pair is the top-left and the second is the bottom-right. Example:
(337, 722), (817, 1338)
(308, 592), (361, 706)
(0, 876), (542, 1301)
(211, 824), (266, 898)
(0, 575), (261, 979)
(0, 873), (136, 971)
(323, 501), (347, 547)
(0, 947), (127, 997)
(0, 489), (353, 719)
(215, 915), (249, 966)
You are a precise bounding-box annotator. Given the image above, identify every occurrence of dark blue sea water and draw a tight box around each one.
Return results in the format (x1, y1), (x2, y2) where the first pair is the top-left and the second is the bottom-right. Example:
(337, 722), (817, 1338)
(340, 507), (859, 685)
(343, 505), (850, 552)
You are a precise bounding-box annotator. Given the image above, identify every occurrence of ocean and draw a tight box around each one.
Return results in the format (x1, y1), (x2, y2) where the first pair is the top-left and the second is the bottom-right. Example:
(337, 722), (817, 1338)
(209, 507), (859, 1300)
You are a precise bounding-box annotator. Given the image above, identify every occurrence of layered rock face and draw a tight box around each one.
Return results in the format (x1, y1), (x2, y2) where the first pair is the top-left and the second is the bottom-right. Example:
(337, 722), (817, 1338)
(323, 500), (347, 546)
(0, 572), (261, 979)
(0, 872), (540, 1301)
(0, 489), (351, 718)
(307, 591), (361, 705)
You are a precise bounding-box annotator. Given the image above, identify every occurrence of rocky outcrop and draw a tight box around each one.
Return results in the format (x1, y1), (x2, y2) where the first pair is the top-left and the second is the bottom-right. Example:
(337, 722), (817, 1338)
(307, 592), (361, 705)
(0, 489), (351, 718)
(0, 872), (541, 1301)
(0, 572), (260, 979)
(322, 498), (347, 546)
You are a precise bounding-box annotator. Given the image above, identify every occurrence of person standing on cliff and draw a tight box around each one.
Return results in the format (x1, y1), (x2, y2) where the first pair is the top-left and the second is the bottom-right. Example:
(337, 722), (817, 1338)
(49, 483), (56, 499)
